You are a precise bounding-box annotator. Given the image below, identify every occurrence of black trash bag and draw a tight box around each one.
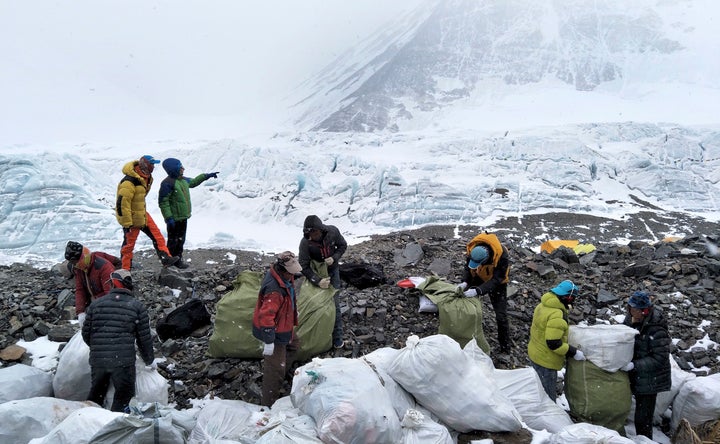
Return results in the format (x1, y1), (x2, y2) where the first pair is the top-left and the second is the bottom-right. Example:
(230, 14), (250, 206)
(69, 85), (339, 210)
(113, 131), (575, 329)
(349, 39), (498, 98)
(156, 299), (211, 341)
(339, 262), (387, 289)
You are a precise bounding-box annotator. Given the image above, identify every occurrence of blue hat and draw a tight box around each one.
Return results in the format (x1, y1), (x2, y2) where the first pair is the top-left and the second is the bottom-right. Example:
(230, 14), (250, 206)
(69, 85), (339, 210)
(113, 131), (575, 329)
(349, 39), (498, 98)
(142, 155), (160, 164)
(468, 246), (489, 269)
(628, 291), (652, 309)
(551, 280), (579, 298)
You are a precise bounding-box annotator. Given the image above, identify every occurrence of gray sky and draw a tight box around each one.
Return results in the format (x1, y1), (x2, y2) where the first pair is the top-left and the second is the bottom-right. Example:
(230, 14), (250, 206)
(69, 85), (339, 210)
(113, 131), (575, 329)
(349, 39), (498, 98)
(0, 1), (428, 145)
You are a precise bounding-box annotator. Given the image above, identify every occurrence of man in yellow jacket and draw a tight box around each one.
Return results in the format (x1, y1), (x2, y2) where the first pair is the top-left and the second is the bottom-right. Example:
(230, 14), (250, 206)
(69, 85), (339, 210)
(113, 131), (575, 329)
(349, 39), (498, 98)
(115, 155), (178, 270)
(528, 280), (586, 401)
(460, 232), (512, 353)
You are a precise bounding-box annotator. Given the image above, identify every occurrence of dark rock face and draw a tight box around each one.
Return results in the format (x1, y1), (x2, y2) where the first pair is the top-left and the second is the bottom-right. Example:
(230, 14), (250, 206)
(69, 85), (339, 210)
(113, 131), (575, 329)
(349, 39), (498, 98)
(0, 211), (718, 414)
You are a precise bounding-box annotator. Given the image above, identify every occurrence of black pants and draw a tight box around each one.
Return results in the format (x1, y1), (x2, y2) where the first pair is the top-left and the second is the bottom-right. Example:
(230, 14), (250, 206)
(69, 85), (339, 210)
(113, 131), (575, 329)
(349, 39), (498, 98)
(489, 284), (510, 350)
(88, 365), (136, 412)
(329, 265), (343, 342)
(167, 219), (188, 258)
(634, 393), (657, 440)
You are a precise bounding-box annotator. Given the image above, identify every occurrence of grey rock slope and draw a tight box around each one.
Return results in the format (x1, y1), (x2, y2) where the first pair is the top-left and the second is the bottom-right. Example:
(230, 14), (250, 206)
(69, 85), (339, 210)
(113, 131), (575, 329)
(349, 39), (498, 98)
(1, 211), (718, 431)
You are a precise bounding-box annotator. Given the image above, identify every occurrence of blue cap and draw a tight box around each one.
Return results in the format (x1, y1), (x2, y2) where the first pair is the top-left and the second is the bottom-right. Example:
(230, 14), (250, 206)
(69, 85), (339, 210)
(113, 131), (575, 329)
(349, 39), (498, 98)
(468, 246), (489, 269)
(142, 155), (160, 164)
(628, 291), (652, 309)
(551, 280), (579, 298)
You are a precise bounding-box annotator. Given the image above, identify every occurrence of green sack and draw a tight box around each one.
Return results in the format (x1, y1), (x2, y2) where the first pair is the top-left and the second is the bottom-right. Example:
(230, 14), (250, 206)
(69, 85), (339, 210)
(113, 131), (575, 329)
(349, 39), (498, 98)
(295, 278), (335, 361)
(565, 359), (632, 435)
(207, 270), (264, 358)
(417, 276), (490, 352)
(207, 267), (337, 360)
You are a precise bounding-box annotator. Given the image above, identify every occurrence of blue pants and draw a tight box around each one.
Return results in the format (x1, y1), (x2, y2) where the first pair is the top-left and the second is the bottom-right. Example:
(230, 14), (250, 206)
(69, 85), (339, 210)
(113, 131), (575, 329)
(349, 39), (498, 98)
(531, 361), (558, 402)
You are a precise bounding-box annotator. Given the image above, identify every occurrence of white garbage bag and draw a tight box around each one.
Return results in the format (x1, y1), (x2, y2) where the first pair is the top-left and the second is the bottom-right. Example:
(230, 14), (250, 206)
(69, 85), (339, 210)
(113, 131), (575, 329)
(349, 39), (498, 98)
(27, 406), (123, 444)
(387, 334), (522, 433)
(0, 397), (95, 443)
(569, 324), (637, 372)
(0, 363), (53, 403)
(53, 330), (91, 400)
(291, 357), (403, 444)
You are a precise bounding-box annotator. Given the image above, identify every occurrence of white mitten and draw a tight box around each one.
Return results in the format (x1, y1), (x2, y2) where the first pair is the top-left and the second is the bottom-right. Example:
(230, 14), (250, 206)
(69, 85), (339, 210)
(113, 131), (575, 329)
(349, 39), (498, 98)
(263, 343), (275, 356)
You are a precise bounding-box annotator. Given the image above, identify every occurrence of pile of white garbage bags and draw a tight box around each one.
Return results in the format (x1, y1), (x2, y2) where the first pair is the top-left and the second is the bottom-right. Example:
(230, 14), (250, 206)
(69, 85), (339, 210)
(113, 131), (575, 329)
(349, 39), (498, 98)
(5, 329), (720, 443)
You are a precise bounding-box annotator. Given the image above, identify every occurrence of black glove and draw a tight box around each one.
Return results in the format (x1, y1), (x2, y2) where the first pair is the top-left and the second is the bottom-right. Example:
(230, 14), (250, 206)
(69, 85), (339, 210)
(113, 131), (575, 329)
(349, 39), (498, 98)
(165, 217), (175, 228)
(206, 172), (219, 179)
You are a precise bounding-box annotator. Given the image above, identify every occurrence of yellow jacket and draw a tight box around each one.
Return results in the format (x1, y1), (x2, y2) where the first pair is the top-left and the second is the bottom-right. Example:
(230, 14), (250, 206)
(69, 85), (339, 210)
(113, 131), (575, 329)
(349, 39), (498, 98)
(528, 292), (572, 370)
(115, 161), (152, 228)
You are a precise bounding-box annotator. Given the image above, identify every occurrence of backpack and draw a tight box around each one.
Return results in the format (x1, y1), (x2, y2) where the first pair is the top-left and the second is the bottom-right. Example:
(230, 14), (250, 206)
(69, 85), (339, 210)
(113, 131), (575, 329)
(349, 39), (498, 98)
(339, 262), (387, 289)
(156, 299), (211, 341)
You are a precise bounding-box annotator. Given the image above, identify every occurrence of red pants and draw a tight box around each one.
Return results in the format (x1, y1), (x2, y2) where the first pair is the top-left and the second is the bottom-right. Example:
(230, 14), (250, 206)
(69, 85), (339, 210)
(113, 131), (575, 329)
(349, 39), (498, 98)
(120, 213), (172, 270)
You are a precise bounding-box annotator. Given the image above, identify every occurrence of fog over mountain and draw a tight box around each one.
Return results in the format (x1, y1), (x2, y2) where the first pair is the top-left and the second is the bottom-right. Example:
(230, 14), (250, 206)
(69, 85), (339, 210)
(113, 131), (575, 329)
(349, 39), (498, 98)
(0, 0), (718, 267)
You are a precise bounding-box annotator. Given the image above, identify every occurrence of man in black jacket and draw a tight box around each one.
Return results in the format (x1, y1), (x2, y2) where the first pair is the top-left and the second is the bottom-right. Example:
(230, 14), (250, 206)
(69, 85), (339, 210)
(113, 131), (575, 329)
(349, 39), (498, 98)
(621, 291), (671, 440)
(81, 269), (155, 412)
(299, 215), (348, 349)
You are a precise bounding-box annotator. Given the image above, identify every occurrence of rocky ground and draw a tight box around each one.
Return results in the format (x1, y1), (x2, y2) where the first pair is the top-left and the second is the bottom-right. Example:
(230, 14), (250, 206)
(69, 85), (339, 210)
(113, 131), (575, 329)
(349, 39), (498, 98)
(1, 210), (719, 439)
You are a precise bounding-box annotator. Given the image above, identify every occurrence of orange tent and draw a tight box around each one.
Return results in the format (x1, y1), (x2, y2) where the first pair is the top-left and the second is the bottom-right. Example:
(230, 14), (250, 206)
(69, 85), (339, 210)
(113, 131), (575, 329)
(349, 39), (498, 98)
(540, 239), (579, 254)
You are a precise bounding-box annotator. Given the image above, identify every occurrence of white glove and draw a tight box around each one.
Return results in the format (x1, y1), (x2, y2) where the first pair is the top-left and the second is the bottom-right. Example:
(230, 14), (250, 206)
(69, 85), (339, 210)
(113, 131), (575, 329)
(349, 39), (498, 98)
(145, 361), (157, 371)
(324, 257), (334, 266)
(463, 288), (478, 297)
(318, 277), (331, 289)
(573, 350), (586, 361)
(457, 282), (468, 291)
(262, 343), (275, 356)
(77, 312), (86, 327)
(621, 361), (634, 372)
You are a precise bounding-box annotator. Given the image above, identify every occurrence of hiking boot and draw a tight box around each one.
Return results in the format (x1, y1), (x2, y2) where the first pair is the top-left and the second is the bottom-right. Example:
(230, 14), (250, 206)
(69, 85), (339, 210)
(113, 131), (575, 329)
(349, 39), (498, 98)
(333, 337), (344, 349)
(160, 253), (180, 267)
(174, 260), (190, 269)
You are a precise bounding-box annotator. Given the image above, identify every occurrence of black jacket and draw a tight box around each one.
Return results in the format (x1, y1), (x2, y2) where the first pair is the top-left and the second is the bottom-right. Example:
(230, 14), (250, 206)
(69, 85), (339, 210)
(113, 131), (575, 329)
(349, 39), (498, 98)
(299, 216), (347, 285)
(623, 307), (671, 395)
(82, 287), (154, 368)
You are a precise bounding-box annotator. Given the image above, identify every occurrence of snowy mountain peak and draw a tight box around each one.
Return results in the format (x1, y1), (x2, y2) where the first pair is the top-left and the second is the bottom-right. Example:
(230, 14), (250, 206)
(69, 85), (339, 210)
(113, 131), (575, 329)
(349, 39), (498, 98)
(296, 0), (713, 132)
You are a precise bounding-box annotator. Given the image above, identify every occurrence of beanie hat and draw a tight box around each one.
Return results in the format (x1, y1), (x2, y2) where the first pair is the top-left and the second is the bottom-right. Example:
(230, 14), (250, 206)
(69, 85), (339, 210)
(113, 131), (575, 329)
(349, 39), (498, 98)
(628, 291), (652, 309)
(110, 269), (133, 290)
(162, 158), (183, 178)
(551, 280), (579, 298)
(468, 246), (489, 269)
(65, 241), (84, 261)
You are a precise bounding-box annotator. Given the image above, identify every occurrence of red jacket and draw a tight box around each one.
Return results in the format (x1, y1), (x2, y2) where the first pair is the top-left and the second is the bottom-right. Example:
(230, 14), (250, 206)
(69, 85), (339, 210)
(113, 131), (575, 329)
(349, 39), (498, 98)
(73, 249), (120, 314)
(252, 266), (298, 345)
